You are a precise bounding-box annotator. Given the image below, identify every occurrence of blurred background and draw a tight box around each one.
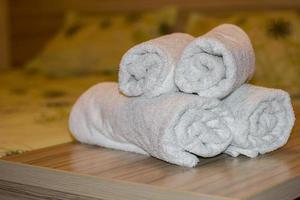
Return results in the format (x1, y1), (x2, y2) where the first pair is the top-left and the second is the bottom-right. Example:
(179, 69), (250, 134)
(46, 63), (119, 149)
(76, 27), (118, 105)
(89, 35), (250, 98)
(1, 0), (300, 157)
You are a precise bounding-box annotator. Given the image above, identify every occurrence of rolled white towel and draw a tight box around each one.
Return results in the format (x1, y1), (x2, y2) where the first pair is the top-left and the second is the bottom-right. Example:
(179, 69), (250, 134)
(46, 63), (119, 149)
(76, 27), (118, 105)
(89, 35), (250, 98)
(223, 84), (295, 158)
(69, 82), (234, 167)
(175, 24), (255, 99)
(119, 33), (194, 98)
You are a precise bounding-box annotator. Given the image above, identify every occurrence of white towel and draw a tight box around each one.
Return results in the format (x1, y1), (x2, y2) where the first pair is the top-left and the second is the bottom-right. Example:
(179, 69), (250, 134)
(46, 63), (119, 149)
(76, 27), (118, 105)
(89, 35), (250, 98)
(223, 84), (295, 158)
(175, 24), (255, 99)
(119, 33), (194, 98)
(69, 82), (234, 167)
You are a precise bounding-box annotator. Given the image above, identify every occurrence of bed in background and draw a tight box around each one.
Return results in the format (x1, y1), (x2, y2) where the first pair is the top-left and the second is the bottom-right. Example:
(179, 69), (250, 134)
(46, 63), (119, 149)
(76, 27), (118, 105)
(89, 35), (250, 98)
(1, 2), (300, 199)
(1, 0), (300, 157)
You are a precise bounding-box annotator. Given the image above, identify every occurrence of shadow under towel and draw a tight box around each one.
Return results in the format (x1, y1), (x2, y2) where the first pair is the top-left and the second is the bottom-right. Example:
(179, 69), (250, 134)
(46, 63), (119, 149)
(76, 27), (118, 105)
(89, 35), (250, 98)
(69, 82), (234, 167)
(223, 84), (295, 158)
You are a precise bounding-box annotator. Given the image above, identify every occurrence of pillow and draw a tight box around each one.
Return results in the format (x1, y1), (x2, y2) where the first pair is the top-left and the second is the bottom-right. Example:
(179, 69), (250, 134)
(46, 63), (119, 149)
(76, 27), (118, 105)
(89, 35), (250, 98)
(184, 10), (300, 97)
(25, 7), (178, 77)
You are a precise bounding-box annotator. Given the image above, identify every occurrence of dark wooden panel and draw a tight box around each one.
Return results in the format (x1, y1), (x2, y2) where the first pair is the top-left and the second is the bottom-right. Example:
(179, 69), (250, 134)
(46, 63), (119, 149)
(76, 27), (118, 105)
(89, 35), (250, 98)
(10, 0), (300, 13)
(0, 0), (10, 69)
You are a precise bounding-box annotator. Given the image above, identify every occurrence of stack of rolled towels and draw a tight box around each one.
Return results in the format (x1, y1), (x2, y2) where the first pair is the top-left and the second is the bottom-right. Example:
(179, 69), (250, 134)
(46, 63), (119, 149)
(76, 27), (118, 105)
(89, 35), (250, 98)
(69, 24), (295, 167)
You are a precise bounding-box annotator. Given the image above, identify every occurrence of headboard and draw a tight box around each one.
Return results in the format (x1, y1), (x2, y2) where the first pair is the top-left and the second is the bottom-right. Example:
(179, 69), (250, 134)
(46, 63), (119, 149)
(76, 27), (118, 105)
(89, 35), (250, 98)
(6, 0), (300, 67)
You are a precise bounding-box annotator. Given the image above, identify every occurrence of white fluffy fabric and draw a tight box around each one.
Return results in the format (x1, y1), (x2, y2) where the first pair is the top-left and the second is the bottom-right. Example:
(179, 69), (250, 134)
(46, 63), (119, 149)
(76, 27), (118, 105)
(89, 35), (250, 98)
(119, 33), (194, 98)
(69, 82), (234, 167)
(223, 84), (295, 158)
(175, 24), (255, 99)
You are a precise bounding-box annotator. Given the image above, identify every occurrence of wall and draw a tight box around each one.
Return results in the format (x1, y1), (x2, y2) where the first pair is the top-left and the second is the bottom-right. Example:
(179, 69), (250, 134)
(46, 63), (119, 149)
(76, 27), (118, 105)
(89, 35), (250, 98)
(0, 0), (10, 70)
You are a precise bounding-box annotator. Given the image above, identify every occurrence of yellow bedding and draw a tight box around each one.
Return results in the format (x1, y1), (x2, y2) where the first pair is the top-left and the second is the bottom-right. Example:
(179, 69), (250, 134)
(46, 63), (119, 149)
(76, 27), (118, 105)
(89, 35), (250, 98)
(0, 70), (117, 157)
(1, 69), (299, 158)
(2, 9), (300, 157)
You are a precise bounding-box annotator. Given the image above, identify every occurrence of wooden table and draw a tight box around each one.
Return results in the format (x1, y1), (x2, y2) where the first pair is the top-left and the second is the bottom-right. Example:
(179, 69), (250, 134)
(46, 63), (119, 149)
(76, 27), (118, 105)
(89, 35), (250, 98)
(1, 105), (300, 200)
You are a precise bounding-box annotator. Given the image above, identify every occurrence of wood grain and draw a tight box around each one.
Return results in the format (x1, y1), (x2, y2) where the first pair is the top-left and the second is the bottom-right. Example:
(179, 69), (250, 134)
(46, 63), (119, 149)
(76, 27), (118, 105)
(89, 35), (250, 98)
(0, 179), (100, 200)
(3, 103), (300, 200)
(0, 160), (232, 200)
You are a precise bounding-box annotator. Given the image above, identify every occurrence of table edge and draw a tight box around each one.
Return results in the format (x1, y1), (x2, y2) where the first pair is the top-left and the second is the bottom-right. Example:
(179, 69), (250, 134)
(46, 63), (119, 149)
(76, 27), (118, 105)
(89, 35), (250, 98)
(0, 160), (235, 200)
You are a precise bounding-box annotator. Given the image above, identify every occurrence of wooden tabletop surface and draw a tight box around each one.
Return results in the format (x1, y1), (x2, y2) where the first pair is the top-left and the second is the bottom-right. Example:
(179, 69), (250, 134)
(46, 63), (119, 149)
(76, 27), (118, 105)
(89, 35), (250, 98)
(2, 103), (300, 200)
